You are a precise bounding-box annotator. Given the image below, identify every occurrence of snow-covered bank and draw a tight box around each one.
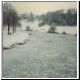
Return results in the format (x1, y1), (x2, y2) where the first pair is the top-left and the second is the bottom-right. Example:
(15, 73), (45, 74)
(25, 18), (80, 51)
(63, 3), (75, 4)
(3, 20), (76, 49)
(56, 26), (77, 35)
(21, 20), (77, 35)
(3, 30), (29, 49)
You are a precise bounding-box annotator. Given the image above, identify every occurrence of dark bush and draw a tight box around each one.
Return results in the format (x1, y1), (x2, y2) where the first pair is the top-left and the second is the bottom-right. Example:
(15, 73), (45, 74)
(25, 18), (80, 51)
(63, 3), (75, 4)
(25, 25), (33, 31)
(62, 31), (67, 34)
(48, 23), (56, 33)
(74, 33), (77, 36)
(38, 21), (45, 27)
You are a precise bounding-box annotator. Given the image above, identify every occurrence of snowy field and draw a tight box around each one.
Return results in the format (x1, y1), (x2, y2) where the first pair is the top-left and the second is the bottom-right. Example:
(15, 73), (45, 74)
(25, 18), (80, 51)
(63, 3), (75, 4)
(2, 20), (77, 78)
(3, 20), (77, 49)
(21, 20), (77, 34)
(56, 26), (77, 35)
(3, 31), (77, 78)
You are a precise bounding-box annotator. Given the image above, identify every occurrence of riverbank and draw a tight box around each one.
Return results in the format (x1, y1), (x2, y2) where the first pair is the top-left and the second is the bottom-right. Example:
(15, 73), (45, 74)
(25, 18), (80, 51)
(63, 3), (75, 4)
(3, 30), (29, 49)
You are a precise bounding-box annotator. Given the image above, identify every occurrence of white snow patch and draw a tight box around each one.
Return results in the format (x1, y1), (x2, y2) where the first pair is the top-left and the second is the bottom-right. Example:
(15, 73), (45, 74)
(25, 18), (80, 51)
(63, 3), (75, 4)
(20, 20), (77, 35)
(3, 30), (29, 48)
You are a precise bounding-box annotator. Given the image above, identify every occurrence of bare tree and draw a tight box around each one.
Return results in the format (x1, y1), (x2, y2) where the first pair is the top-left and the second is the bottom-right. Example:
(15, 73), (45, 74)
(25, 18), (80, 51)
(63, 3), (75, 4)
(3, 2), (20, 35)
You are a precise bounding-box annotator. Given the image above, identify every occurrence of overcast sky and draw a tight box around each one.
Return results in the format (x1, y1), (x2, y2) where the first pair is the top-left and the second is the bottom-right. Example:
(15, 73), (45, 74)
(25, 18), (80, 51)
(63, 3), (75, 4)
(8, 2), (77, 15)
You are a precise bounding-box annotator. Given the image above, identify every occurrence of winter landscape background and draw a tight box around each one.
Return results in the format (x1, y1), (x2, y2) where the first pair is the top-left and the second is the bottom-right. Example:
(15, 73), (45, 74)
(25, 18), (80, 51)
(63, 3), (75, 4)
(2, 2), (77, 78)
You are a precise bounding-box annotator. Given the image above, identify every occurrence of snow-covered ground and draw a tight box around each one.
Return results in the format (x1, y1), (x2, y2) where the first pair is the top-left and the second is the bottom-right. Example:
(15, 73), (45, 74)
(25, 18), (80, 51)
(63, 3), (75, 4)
(3, 31), (77, 78)
(3, 20), (77, 78)
(56, 26), (77, 35)
(3, 30), (29, 48)
(21, 20), (77, 34)
(3, 20), (77, 48)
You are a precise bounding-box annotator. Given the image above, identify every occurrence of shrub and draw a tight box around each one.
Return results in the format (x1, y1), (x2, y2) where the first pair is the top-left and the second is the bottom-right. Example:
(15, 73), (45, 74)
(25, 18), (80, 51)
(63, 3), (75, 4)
(38, 21), (45, 27)
(48, 23), (56, 33)
(62, 31), (67, 34)
(25, 25), (33, 31)
(74, 33), (77, 36)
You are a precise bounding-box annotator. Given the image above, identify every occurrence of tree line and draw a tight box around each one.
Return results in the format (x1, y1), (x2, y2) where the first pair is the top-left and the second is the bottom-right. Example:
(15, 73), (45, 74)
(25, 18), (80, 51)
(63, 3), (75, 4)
(37, 9), (77, 26)
(20, 12), (35, 22)
(3, 2), (20, 35)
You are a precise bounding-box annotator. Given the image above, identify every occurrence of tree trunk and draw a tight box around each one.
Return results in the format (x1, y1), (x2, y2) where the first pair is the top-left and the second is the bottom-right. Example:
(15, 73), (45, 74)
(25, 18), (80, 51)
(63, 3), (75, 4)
(13, 25), (15, 33)
(14, 26), (16, 32)
(13, 26), (16, 33)
(3, 26), (4, 30)
(13, 14), (15, 33)
(8, 21), (10, 35)
(7, 10), (10, 35)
